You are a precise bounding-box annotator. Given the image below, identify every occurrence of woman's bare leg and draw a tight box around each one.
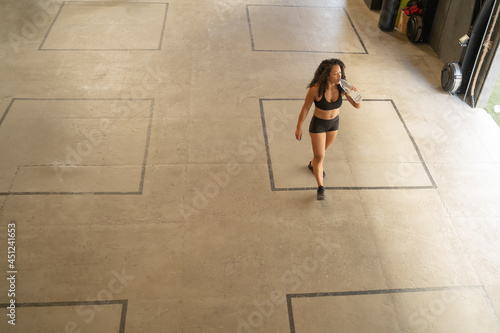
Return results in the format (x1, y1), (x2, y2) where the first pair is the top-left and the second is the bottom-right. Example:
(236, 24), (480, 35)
(310, 132), (326, 187)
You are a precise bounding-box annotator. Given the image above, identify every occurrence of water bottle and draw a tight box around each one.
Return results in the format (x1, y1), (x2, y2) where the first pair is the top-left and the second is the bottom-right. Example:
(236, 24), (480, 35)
(339, 79), (362, 104)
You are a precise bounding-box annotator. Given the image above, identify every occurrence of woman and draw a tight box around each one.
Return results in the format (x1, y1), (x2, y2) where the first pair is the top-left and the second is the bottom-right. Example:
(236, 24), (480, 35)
(295, 59), (361, 200)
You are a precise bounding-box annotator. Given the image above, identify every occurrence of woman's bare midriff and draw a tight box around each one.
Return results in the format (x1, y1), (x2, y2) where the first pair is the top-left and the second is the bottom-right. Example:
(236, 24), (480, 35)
(313, 107), (340, 120)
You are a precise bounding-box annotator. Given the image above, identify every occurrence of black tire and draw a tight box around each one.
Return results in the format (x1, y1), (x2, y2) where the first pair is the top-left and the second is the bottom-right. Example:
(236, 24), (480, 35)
(407, 15), (424, 42)
(441, 63), (462, 94)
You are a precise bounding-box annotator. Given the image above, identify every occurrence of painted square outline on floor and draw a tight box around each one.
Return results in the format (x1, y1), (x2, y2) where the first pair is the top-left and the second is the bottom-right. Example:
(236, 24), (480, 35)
(286, 286), (499, 333)
(0, 98), (154, 196)
(39, 1), (169, 51)
(246, 4), (368, 54)
(259, 98), (436, 191)
(0, 299), (127, 333)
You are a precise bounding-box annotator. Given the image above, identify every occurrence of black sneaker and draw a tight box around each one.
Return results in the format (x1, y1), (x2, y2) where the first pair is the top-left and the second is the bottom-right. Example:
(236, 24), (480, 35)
(308, 161), (326, 178)
(317, 186), (326, 200)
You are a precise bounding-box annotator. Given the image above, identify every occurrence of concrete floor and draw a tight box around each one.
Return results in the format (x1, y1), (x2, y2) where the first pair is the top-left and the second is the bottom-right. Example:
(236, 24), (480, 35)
(1, 0), (500, 332)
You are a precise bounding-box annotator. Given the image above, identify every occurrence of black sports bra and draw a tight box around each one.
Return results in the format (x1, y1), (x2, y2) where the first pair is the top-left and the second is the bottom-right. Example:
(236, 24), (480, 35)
(313, 88), (343, 110)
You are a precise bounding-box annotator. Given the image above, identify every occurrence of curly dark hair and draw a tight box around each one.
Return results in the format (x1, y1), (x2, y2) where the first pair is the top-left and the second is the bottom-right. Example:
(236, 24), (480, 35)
(307, 59), (347, 98)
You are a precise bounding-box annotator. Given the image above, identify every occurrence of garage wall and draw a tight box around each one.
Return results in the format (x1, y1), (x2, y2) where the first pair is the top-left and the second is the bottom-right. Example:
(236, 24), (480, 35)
(429, 0), (476, 64)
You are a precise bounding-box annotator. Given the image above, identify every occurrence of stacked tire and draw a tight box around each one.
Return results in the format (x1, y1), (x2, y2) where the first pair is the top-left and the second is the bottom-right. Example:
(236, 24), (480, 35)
(441, 63), (462, 94)
(405, 0), (438, 43)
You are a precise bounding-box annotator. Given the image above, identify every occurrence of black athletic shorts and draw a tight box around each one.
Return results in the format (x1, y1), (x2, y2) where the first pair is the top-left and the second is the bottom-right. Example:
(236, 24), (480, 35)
(309, 115), (339, 133)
